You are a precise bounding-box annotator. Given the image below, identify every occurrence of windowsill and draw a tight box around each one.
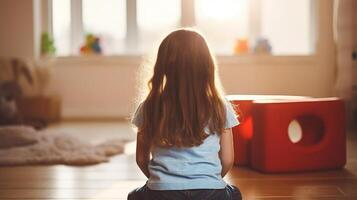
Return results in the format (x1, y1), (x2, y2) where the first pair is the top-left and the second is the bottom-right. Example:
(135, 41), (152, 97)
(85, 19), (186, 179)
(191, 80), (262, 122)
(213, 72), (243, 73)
(54, 54), (318, 67)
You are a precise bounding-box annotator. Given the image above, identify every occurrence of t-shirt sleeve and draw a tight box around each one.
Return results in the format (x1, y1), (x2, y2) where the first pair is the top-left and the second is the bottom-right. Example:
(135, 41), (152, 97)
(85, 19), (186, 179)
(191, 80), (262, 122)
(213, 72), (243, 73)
(225, 100), (240, 129)
(131, 103), (144, 128)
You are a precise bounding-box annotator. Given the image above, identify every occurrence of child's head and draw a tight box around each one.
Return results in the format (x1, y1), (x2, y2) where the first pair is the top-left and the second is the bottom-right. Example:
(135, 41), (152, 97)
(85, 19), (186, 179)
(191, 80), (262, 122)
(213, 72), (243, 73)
(140, 28), (227, 148)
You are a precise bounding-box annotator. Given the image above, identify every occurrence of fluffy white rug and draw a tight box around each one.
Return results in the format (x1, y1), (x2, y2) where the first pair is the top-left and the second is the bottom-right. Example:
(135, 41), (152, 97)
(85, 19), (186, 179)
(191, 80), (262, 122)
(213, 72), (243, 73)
(0, 126), (126, 166)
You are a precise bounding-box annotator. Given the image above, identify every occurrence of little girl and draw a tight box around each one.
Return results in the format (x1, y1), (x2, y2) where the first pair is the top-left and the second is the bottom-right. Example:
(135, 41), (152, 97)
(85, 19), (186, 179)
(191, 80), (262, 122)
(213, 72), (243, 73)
(128, 29), (242, 200)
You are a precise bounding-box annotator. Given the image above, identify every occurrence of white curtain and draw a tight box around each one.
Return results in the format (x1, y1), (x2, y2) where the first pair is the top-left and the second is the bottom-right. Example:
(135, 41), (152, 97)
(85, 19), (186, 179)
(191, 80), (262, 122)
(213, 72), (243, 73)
(333, 0), (355, 100)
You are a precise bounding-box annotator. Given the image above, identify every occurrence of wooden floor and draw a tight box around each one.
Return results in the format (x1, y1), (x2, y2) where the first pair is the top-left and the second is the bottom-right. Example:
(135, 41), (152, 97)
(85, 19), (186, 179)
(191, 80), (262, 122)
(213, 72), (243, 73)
(0, 121), (356, 200)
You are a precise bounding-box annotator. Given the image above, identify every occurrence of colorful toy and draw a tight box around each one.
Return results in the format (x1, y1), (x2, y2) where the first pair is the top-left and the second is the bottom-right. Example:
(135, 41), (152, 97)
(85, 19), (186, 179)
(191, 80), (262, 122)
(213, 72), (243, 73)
(234, 38), (249, 55)
(253, 37), (272, 54)
(80, 34), (102, 55)
(40, 32), (56, 56)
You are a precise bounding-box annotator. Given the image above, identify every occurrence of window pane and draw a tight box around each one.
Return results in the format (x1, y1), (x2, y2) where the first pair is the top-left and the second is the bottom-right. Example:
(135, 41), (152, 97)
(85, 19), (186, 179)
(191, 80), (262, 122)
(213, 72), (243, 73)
(52, 0), (71, 56)
(195, 0), (249, 54)
(137, 0), (180, 53)
(261, 0), (312, 55)
(83, 0), (126, 55)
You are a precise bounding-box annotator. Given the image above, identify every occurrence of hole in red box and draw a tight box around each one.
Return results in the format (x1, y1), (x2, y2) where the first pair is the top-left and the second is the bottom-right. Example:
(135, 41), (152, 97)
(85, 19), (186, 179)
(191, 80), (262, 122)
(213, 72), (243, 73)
(288, 115), (324, 146)
(288, 120), (303, 143)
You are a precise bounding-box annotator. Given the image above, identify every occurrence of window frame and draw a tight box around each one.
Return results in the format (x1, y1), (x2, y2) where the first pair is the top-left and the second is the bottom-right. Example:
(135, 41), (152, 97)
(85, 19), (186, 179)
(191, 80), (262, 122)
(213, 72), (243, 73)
(47, 0), (321, 58)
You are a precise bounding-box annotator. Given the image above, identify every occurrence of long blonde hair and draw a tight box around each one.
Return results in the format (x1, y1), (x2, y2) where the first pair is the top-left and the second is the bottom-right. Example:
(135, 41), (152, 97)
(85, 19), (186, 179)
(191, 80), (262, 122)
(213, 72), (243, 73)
(140, 29), (226, 148)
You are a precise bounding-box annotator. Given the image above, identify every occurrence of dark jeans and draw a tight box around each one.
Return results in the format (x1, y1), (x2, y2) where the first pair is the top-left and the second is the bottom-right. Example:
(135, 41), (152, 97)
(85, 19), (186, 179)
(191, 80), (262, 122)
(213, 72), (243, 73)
(127, 184), (242, 200)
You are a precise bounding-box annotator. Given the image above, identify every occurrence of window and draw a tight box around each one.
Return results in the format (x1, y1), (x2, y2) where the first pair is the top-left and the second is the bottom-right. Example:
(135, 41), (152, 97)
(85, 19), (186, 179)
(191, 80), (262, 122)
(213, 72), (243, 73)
(261, 0), (312, 55)
(51, 0), (315, 56)
(195, 0), (249, 54)
(52, 0), (71, 56)
(83, 0), (126, 55)
(137, 0), (180, 53)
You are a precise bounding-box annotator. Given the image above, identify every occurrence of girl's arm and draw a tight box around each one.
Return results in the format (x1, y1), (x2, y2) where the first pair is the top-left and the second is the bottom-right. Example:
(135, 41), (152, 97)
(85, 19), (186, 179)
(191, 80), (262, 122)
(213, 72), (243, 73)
(136, 131), (151, 178)
(219, 128), (235, 177)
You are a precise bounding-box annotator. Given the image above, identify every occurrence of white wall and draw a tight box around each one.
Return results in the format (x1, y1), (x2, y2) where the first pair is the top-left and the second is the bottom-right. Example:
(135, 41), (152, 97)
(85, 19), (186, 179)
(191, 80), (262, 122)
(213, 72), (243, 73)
(49, 55), (335, 119)
(48, 57), (140, 118)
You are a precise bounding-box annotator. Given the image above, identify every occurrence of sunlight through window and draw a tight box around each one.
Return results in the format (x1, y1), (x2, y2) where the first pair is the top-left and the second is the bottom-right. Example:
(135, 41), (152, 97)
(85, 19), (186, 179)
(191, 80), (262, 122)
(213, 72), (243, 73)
(52, 0), (71, 56)
(196, 0), (247, 21)
(195, 0), (249, 54)
(83, 0), (126, 55)
(51, 0), (314, 56)
(137, 0), (180, 53)
(261, 0), (312, 55)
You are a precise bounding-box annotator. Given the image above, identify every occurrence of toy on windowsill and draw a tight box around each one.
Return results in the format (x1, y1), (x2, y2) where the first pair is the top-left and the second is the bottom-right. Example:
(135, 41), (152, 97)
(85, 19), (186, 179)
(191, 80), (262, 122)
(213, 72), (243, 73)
(253, 37), (272, 55)
(40, 32), (56, 56)
(80, 34), (102, 55)
(234, 38), (249, 55)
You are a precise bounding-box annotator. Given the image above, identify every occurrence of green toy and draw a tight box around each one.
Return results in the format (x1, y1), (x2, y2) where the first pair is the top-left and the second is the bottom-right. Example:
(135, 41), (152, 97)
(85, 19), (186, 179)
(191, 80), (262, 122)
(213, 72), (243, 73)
(40, 32), (56, 56)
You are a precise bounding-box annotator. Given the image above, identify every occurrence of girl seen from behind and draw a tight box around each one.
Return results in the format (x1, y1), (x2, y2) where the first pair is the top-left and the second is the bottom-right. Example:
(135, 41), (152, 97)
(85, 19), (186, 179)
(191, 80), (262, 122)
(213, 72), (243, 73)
(128, 29), (242, 200)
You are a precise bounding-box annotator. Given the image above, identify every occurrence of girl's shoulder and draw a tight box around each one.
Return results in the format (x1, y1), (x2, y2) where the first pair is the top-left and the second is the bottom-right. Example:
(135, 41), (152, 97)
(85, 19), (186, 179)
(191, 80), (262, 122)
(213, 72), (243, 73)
(131, 102), (144, 128)
(223, 98), (240, 129)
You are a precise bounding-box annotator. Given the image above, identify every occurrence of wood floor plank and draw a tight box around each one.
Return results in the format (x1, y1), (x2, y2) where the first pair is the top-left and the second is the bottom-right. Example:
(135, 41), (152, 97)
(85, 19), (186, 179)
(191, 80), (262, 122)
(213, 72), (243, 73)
(0, 184), (348, 199)
(0, 122), (355, 199)
(0, 181), (144, 199)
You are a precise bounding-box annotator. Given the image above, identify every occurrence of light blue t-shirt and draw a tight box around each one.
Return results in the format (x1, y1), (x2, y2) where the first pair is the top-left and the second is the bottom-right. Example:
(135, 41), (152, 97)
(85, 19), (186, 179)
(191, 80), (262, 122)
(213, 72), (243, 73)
(131, 100), (239, 190)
